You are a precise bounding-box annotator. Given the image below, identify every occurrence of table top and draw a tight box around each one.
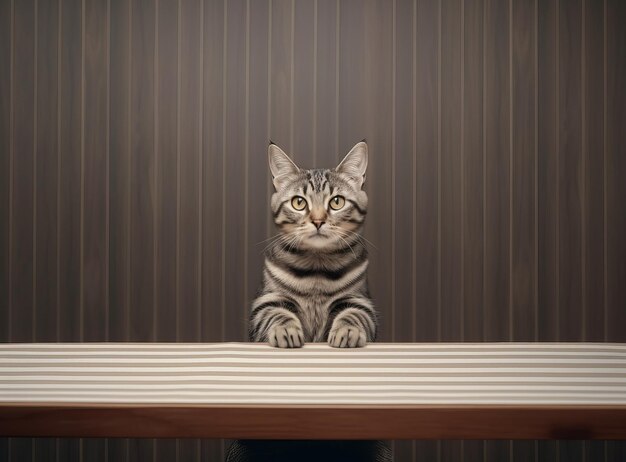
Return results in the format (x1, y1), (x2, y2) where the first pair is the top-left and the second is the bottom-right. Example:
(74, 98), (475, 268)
(1, 342), (625, 439)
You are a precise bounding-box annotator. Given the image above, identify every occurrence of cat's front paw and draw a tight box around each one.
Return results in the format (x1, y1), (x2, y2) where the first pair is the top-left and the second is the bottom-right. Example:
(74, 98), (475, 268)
(328, 325), (367, 348)
(268, 323), (304, 348)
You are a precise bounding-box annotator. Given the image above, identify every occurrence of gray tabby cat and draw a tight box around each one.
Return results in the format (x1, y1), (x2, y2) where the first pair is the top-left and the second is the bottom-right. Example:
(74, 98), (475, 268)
(225, 142), (391, 462)
(249, 140), (378, 348)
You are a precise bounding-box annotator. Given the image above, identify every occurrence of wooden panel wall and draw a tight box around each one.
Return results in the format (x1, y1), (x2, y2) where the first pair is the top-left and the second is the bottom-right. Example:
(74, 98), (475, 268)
(0, 0), (625, 461)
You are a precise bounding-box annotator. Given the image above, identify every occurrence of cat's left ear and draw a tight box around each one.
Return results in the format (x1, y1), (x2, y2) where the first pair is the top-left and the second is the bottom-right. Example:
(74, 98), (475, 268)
(336, 141), (368, 189)
(268, 142), (300, 190)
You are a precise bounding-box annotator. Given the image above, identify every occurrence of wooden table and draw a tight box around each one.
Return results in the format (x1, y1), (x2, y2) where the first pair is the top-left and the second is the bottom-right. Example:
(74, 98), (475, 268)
(1, 342), (625, 440)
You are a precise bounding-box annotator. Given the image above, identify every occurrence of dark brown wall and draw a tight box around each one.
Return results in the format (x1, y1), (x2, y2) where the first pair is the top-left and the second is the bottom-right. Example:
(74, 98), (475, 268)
(1, 0), (625, 461)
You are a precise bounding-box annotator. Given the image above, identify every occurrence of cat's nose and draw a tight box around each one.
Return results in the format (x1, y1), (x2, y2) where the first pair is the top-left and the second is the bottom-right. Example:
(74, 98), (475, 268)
(312, 220), (325, 230)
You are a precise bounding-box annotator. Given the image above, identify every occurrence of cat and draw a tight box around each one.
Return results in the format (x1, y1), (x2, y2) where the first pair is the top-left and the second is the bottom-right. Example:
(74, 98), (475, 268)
(249, 140), (378, 348)
(225, 141), (391, 462)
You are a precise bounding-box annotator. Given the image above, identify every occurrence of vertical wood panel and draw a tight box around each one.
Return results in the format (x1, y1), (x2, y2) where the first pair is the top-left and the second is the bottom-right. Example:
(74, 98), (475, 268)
(440, 0), (462, 344)
(0, 0), (12, 350)
(269, 0), (293, 155)
(224, 0), (247, 342)
(537, 0), (559, 344)
(463, 0), (484, 344)
(293, 0), (314, 164)
(606, 0), (626, 344)
(583, 0), (605, 342)
(58, 0), (82, 344)
(83, 0), (108, 343)
(246, 0), (270, 344)
(558, 0), (583, 343)
(484, 0), (510, 344)
(34, 0), (59, 343)
(512, 0), (537, 343)
(11, 0), (35, 344)
(202, 0), (225, 346)
(414, 0), (439, 347)
(108, 0), (131, 349)
(393, 0), (415, 344)
(155, 0), (178, 344)
(130, 0), (155, 343)
(178, 0), (202, 343)
(314, 0), (338, 168)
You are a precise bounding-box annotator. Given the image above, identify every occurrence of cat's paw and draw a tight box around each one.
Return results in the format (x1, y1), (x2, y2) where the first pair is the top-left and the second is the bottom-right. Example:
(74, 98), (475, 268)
(268, 324), (304, 348)
(328, 325), (367, 348)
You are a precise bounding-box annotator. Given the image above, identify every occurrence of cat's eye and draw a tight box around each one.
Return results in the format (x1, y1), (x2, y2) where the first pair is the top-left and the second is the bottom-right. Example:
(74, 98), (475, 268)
(291, 196), (307, 211)
(329, 195), (345, 210)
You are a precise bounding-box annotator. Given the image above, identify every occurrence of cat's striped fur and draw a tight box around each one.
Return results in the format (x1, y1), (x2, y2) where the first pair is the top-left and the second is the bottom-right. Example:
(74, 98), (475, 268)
(249, 141), (378, 348)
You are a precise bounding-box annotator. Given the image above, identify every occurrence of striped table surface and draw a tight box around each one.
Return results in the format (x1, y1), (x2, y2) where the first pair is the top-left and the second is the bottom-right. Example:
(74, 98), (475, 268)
(1, 342), (626, 439)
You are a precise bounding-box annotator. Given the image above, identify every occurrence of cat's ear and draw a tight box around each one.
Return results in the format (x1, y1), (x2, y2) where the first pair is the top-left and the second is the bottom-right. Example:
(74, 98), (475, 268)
(336, 141), (368, 189)
(268, 141), (300, 190)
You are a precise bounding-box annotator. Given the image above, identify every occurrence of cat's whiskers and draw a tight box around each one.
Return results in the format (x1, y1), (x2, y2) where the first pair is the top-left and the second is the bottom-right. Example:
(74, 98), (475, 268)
(260, 233), (292, 255)
(328, 226), (358, 259)
(334, 226), (377, 250)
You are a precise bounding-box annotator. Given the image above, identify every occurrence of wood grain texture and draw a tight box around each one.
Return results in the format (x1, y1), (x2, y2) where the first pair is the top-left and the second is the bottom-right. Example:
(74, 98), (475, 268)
(202, 0), (225, 343)
(269, 0), (292, 155)
(83, 0), (108, 343)
(483, 0), (510, 344)
(11, 0), (35, 344)
(130, 0), (156, 342)
(178, 0), (202, 346)
(58, 0), (82, 344)
(34, 0), (59, 344)
(440, 0), (463, 344)
(558, 0), (583, 343)
(313, 0), (339, 168)
(224, 0), (247, 342)
(511, 0), (537, 343)
(605, 0), (626, 345)
(246, 0), (270, 341)
(414, 0), (439, 347)
(293, 0), (315, 164)
(583, 0), (606, 343)
(393, 0), (415, 345)
(155, 0), (178, 344)
(108, 0), (131, 344)
(537, 0), (558, 344)
(2, 404), (625, 440)
(463, 0), (484, 344)
(0, 0), (11, 350)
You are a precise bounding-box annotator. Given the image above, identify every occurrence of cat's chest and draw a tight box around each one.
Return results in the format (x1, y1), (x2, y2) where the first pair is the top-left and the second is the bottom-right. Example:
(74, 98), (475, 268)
(294, 294), (330, 342)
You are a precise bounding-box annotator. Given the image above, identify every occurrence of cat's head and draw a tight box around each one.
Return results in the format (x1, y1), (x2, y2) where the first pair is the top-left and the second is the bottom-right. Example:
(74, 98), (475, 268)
(268, 141), (368, 251)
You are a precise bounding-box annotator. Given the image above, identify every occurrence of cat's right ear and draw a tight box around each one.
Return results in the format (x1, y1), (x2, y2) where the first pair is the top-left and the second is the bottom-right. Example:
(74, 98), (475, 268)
(268, 142), (300, 190)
